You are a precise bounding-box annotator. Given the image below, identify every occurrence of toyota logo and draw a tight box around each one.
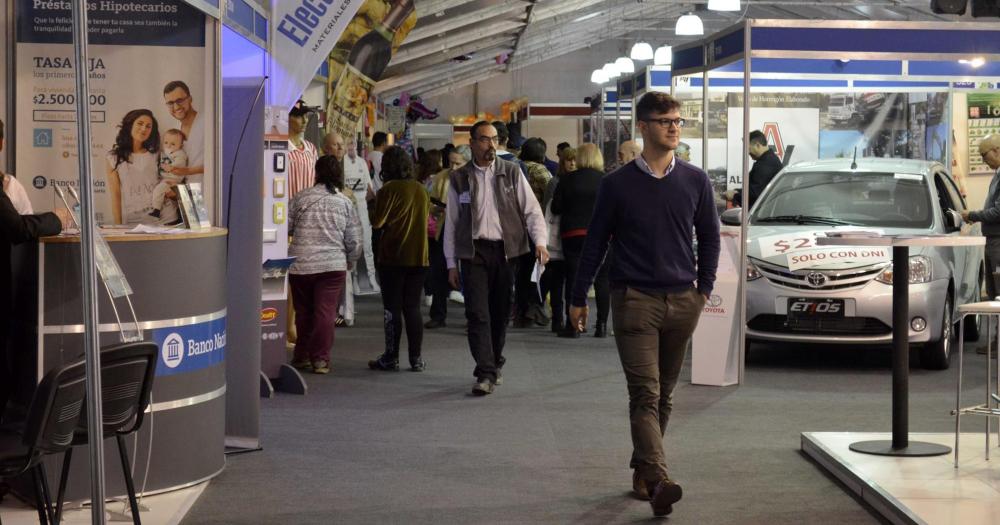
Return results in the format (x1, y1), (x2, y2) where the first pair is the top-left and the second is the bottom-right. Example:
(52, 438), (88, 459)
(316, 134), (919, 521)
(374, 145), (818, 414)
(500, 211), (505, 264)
(707, 295), (723, 307)
(806, 272), (828, 288)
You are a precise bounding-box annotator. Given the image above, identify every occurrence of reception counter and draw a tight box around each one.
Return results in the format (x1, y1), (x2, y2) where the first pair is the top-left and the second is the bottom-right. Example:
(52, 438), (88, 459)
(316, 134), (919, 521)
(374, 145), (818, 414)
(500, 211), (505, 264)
(12, 227), (228, 502)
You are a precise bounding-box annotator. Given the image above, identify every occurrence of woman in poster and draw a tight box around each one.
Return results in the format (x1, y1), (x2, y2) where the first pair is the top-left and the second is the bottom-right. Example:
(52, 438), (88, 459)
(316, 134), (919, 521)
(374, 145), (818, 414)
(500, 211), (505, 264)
(106, 109), (173, 224)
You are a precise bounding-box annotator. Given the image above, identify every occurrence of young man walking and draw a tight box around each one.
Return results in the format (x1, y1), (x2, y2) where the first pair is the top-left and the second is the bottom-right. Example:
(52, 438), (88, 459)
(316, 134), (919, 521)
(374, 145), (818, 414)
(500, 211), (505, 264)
(570, 92), (720, 517)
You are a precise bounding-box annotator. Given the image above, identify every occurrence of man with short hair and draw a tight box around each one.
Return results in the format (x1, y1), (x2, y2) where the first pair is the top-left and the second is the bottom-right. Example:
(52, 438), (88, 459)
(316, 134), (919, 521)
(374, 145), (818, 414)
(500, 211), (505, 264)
(323, 133), (379, 296)
(369, 131), (389, 193)
(444, 122), (549, 396)
(570, 92), (720, 517)
(729, 129), (782, 209)
(618, 140), (641, 166)
(963, 134), (1000, 302)
(162, 81), (205, 182)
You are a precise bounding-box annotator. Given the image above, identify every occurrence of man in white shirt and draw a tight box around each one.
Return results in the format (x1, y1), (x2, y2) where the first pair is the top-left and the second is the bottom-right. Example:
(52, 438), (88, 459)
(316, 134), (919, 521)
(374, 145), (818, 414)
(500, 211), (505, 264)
(162, 81), (205, 184)
(324, 133), (379, 294)
(368, 131), (388, 193)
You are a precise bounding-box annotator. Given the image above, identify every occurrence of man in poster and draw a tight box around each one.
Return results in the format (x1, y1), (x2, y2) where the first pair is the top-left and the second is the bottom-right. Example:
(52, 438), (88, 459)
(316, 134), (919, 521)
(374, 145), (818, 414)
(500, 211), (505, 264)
(162, 80), (205, 183)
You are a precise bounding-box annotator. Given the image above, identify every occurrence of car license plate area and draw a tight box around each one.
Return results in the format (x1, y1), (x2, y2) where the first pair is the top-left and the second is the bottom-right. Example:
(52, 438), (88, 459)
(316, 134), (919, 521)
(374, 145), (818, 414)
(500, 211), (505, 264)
(787, 298), (845, 325)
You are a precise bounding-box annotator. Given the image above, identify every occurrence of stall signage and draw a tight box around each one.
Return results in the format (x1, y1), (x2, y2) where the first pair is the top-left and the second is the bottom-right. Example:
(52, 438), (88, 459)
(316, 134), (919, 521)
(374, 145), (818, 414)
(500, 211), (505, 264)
(153, 316), (226, 376)
(786, 247), (890, 271)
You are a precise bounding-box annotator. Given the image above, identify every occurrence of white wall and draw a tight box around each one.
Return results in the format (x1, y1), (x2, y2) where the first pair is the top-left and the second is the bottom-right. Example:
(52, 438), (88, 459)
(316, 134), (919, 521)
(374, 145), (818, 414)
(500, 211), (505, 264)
(522, 118), (583, 152)
(420, 40), (624, 119)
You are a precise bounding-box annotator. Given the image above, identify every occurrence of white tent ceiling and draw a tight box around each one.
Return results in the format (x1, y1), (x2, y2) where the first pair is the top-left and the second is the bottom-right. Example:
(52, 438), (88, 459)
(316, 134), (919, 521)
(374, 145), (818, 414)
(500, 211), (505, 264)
(374, 0), (957, 99)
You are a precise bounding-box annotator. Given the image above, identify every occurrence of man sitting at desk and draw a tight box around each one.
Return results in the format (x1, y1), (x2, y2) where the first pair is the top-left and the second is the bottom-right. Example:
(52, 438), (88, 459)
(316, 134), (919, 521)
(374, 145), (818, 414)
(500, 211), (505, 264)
(0, 118), (72, 423)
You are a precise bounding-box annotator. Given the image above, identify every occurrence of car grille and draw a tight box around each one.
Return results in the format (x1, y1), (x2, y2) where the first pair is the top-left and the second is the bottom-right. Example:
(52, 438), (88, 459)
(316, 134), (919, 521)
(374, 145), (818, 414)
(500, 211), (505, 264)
(748, 314), (892, 336)
(753, 259), (887, 291)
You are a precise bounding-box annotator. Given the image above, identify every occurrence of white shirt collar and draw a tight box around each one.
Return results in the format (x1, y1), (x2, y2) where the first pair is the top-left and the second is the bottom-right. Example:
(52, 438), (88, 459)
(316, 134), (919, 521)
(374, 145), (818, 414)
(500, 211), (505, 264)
(473, 159), (495, 174)
(635, 153), (676, 179)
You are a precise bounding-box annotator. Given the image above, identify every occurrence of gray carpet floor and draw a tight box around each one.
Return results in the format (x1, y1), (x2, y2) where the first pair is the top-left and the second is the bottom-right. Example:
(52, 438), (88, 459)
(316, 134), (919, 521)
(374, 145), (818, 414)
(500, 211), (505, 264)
(182, 296), (995, 524)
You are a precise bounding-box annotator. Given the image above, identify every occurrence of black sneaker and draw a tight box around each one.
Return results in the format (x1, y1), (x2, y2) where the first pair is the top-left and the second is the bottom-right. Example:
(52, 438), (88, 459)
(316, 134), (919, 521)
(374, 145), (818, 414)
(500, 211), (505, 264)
(472, 378), (494, 396)
(410, 358), (426, 372)
(368, 356), (399, 371)
(424, 319), (446, 329)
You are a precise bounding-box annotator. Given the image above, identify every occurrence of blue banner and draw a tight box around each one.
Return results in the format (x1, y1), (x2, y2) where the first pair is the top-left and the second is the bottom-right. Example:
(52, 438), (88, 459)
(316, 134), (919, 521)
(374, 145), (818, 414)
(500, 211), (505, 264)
(17, 0), (206, 46)
(153, 316), (226, 376)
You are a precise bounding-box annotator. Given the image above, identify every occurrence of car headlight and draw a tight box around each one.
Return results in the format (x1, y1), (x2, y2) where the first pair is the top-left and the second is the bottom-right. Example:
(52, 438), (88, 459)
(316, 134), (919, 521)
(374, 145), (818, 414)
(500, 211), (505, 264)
(875, 256), (931, 285)
(747, 259), (762, 281)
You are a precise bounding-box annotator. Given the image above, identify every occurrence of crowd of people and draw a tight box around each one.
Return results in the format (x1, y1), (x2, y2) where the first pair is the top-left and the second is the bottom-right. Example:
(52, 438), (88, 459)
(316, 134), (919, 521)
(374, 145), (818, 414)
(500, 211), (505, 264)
(285, 92), (720, 517)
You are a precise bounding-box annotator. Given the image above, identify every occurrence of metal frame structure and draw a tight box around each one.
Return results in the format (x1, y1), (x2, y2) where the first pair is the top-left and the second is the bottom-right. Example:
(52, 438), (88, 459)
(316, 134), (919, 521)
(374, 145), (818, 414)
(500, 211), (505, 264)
(374, 0), (947, 100)
(668, 19), (1000, 390)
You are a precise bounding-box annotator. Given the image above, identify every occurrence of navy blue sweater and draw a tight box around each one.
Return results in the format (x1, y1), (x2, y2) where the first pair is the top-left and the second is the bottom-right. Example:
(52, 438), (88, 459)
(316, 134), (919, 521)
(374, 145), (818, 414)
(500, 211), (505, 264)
(570, 158), (721, 307)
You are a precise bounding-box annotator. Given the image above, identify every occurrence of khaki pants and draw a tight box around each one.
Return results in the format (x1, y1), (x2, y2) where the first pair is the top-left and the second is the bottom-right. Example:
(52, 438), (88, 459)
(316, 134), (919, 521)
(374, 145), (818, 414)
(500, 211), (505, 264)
(611, 286), (705, 484)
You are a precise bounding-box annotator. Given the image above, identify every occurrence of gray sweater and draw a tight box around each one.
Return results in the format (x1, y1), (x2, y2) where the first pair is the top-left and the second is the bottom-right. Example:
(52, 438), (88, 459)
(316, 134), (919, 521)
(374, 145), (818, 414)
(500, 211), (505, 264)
(288, 185), (362, 274)
(971, 168), (1000, 237)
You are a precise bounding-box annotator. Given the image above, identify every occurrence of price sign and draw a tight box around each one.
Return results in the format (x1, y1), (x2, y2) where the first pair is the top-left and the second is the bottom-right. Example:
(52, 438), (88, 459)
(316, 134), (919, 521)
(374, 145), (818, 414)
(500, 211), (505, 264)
(758, 232), (823, 259)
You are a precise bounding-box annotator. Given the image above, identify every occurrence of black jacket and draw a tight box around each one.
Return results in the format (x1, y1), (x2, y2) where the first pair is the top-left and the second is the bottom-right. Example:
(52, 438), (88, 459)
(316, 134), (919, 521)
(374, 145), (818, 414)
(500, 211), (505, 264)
(0, 183), (62, 420)
(734, 150), (783, 209)
(551, 167), (604, 234)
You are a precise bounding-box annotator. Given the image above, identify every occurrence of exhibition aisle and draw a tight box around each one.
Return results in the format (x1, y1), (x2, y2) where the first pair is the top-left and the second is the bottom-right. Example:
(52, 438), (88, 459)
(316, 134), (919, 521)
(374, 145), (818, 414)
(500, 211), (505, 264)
(177, 297), (993, 524)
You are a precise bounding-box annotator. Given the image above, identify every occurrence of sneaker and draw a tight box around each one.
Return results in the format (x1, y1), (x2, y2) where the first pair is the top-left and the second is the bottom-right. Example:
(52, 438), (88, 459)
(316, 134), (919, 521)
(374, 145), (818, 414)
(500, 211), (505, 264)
(312, 360), (331, 374)
(424, 319), (446, 329)
(449, 291), (465, 304)
(472, 378), (494, 396)
(632, 470), (650, 501)
(290, 359), (312, 371)
(368, 356), (399, 371)
(650, 478), (683, 517)
(410, 358), (426, 372)
(494, 369), (503, 386)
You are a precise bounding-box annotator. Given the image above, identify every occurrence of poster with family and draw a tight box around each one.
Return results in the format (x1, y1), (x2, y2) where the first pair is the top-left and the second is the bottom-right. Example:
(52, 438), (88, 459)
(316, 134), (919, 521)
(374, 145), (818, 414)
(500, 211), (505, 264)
(14, 0), (213, 226)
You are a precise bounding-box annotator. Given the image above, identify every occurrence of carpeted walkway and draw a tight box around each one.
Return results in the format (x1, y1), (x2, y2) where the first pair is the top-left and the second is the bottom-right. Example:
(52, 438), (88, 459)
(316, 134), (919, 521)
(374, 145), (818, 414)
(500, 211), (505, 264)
(182, 296), (992, 524)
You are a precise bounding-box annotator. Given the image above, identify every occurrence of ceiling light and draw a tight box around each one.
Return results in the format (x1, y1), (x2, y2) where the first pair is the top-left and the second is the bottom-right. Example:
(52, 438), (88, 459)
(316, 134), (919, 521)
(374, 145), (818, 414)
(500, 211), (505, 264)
(615, 57), (635, 74)
(573, 11), (602, 23)
(603, 62), (620, 79)
(968, 57), (986, 68)
(654, 45), (672, 65)
(676, 13), (704, 36)
(630, 42), (654, 61)
(708, 0), (741, 11)
(591, 68), (608, 84)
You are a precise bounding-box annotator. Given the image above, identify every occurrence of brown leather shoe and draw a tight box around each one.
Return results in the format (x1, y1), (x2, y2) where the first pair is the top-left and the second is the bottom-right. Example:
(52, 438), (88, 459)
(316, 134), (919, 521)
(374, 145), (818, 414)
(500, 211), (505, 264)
(650, 478), (683, 517)
(632, 470), (650, 501)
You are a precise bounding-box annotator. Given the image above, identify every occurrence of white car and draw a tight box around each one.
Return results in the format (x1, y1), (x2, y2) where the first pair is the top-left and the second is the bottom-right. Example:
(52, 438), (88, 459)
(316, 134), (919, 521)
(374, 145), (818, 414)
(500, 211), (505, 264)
(722, 158), (984, 369)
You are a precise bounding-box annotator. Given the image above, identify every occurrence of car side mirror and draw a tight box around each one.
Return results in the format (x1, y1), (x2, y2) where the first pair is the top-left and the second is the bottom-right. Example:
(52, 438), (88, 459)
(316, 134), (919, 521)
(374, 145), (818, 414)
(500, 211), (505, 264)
(721, 208), (742, 226)
(945, 209), (962, 233)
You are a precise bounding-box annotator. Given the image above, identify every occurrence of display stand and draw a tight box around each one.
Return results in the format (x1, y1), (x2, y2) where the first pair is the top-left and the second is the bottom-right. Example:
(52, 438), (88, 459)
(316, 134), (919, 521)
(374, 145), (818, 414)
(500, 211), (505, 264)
(818, 234), (985, 457)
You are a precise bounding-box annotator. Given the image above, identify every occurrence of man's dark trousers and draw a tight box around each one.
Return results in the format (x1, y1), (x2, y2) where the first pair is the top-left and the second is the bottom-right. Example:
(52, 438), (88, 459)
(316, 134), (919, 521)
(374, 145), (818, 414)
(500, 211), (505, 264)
(460, 240), (514, 382)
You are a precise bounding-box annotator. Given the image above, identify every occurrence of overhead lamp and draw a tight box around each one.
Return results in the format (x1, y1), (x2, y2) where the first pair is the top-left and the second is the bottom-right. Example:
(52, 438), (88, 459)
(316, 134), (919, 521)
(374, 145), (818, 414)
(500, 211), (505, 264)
(630, 42), (654, 61)
(603, 62), (621, 79)
(591, 68), (608, 84)
(654, 45), (672, 65)
(707, 0), (741, 11)
(675, 13), (704, 36)
(615, 57), (635, 74)
(960, 57), (986, 68)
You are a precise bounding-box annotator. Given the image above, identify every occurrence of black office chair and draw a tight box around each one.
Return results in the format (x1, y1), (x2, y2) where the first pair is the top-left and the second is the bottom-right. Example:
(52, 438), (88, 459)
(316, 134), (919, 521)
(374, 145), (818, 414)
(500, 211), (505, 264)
(53, 342), (157, 525)
(0, 358), (88, 525)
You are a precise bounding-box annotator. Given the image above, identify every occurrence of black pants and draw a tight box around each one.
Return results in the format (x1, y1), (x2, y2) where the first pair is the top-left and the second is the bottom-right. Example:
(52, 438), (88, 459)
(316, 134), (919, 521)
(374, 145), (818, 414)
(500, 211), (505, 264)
(542, 260), (567, 328)
(378, 266), (426, 364)
(428, 237), (449, 322)
(461, 240), (514, 382)
(987, 237), (1000, 300)
(563, 236), (611, 326)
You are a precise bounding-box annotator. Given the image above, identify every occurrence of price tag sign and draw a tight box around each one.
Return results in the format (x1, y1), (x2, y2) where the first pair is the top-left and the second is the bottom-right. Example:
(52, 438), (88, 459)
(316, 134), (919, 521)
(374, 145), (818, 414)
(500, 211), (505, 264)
(758, 232), (823, 259)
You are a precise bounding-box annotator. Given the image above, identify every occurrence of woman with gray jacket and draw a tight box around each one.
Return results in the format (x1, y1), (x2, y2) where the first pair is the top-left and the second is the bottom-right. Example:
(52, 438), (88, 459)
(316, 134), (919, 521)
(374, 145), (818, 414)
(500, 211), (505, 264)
(288, 155), (362, 374)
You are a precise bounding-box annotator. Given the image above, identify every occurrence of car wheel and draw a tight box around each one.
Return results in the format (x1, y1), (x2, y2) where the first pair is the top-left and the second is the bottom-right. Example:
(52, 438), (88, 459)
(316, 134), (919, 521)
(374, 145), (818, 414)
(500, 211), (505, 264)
(922, 295), (953, 370)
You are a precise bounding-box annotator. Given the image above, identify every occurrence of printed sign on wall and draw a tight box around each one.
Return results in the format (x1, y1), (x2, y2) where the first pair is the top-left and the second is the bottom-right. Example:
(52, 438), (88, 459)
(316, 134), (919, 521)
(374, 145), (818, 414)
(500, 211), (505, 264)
(152, 316), (226, 377)
(15, 0), (214, 225)
(968, 93), (1000, 175)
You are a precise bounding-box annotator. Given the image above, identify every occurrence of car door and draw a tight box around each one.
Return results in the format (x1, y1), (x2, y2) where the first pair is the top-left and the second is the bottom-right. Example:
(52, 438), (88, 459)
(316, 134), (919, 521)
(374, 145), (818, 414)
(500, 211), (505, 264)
(945, 171), (984, 302)
(934, 170), (974, 301)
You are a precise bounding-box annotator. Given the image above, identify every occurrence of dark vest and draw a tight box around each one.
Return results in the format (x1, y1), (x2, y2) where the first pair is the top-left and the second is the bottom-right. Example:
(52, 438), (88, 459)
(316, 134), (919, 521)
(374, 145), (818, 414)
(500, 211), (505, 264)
(449, 158), (529, 260)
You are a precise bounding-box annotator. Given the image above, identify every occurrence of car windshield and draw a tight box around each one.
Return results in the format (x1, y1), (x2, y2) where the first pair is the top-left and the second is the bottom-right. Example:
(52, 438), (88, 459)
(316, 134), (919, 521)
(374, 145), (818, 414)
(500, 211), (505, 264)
(750, 171), (932, 228)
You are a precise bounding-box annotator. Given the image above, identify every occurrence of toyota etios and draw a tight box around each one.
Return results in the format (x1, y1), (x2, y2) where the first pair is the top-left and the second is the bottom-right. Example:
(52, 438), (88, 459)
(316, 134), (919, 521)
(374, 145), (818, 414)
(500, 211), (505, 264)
(722, 158), (984, 369)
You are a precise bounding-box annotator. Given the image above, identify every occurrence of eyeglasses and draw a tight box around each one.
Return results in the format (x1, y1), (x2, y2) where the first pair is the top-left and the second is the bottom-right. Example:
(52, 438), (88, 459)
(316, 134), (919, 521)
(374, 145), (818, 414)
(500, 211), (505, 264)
(643, 117), (686, 128)
(165, 95), (190, 108)
(474, 135), (500, 145)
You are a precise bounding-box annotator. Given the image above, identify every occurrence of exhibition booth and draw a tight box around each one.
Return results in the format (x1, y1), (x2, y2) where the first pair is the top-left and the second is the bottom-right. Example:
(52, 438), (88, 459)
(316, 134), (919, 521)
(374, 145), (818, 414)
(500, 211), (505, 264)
(667, 18), (1000, 524)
